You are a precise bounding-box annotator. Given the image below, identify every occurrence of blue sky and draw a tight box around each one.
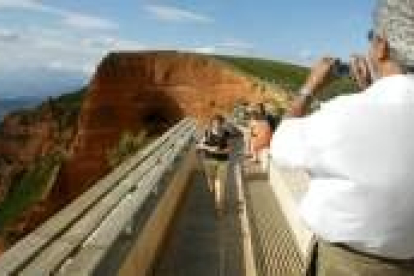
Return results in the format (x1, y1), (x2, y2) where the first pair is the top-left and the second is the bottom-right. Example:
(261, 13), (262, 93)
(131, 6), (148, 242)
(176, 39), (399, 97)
(0, 0), (376, 97)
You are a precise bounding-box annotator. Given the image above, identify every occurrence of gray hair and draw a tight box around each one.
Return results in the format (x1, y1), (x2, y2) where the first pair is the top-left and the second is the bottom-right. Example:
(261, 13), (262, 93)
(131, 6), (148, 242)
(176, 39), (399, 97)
(374, 0), (414, 70)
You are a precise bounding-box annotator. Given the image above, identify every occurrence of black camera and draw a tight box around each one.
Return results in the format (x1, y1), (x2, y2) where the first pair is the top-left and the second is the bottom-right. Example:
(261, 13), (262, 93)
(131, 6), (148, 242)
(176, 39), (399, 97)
(332, 59), (350, 78)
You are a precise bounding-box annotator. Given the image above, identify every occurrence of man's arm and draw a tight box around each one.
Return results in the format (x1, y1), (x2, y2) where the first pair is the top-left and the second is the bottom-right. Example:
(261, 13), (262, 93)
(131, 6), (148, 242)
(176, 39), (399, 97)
(288, 94), (314, 117)
(287, 56), (372, 118)
(273, 56), (373, 170)
(287, 57), (336, 118)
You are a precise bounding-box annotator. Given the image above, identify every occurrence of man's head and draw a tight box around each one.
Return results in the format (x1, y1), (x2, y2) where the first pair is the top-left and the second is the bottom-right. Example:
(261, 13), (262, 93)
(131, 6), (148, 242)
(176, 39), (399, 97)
(369, 0), (414, 77)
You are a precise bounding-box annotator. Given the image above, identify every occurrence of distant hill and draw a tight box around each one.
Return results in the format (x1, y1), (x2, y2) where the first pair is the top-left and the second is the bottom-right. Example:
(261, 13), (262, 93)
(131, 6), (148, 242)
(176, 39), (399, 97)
(0, 97), (43, 120)
(0, 67), (88, 99)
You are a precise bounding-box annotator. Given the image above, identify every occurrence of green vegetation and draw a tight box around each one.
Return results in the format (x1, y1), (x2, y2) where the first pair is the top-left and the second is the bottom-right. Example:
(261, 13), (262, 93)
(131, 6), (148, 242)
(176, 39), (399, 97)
(215, 55), (308, 92)
(0, 88), (86, 235)
(7, 87), (87, 128)
(319, 77), (358, 101)
(0, 153), (62, 232)
(215, 55), (358, 101)
(107, 130), (148, 168)
(51, 87), (87, 132)
(53, 87), (87, 110)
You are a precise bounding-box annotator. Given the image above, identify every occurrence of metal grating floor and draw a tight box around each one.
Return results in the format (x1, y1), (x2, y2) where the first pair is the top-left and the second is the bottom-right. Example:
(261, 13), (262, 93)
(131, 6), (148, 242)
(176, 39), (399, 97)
(243, 162), (307, 276)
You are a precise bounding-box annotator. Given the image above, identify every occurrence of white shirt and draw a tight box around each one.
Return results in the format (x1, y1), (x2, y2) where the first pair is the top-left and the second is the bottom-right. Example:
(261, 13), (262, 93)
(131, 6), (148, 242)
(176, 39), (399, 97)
(270, 74), (414, 259)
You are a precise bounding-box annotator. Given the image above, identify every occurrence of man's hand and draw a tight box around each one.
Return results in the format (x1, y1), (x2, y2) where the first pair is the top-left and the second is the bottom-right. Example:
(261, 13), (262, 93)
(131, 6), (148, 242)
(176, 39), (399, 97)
(350, 55), (373, 90)
(287, 57), (336, 117)
(302, 57), (337, 96)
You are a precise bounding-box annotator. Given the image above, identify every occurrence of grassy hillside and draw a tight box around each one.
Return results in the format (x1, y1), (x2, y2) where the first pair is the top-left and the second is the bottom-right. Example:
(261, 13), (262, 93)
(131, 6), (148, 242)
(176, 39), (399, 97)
(215, 55), (358, 101)
(215, 55), (308, 92)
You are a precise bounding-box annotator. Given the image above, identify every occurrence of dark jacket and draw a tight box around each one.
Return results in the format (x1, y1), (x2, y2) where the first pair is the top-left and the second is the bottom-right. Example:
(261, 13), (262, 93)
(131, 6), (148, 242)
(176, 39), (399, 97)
(202, 128), (231, 161)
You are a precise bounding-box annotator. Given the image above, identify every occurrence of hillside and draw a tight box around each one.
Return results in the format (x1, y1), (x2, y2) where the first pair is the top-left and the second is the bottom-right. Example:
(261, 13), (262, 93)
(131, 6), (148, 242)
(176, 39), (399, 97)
(215, 55), (309, 91)
(0, 88), (86, 237)
(215, 55), (358, 101)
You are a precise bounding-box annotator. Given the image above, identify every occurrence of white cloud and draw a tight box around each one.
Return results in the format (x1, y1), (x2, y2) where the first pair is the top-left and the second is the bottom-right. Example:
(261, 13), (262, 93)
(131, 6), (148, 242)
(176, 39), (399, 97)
(0, 0), (117, 30)
(216, 39), (253, 50)
(62, 14), (117, 30)
(47, 60), (96, 75)
(0, 25), (144, 77)
(0, 28), (21, 42)
(0, 0), (41, 10)
(81, 36), (145, 52)
(81, 36), (117, 49)
(144, 4), (213, 24)
(192, 39), (254, 55)
(192, 46), (216, 54)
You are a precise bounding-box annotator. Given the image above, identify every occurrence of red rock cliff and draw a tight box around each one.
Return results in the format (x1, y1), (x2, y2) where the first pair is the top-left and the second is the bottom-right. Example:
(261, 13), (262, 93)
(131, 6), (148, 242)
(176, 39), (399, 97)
(52, 51), (267, 204)
(0, 100), (76, 204)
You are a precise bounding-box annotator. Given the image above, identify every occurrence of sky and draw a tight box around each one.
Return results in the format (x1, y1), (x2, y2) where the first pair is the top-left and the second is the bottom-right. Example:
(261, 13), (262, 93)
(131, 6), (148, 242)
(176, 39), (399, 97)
(0, 0), (376, 98)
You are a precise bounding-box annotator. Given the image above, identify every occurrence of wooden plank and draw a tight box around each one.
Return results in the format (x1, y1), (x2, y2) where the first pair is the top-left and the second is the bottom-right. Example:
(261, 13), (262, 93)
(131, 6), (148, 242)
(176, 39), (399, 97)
(118, 146), (196, 276)
(58, 168), (162, 276)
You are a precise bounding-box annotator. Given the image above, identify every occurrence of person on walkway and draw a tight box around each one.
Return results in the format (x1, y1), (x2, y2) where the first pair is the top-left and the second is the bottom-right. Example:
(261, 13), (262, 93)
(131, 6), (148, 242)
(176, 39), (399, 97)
(248, 108), (273, 164)
(257, 102), (280, 132)
(270, 0), (414, 275)
(198, 115), (231, 217)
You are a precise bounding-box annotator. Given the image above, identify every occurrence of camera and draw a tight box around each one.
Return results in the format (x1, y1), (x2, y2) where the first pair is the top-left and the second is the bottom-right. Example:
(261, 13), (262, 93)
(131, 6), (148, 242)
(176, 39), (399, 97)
(332, 59), (350, 78)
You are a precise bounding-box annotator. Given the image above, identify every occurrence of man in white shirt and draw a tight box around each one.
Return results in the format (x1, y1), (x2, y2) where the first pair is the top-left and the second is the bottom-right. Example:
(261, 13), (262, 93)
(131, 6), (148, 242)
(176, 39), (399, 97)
(270, 0), (414, 274)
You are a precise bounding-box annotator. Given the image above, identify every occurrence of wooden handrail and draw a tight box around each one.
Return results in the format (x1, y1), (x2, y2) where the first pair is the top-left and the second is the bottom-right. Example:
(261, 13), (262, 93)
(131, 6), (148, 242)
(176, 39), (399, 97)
(0, 118), (197, 275)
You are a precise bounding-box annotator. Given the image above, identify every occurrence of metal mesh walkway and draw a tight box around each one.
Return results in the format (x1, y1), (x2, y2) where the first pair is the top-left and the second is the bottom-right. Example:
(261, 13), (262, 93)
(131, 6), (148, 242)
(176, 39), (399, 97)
(243, 162), (307, 276)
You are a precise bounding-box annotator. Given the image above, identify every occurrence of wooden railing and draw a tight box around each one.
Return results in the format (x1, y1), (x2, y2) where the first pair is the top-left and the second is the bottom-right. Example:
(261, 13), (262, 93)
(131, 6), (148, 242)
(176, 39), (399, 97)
(0, 118), (198, 276)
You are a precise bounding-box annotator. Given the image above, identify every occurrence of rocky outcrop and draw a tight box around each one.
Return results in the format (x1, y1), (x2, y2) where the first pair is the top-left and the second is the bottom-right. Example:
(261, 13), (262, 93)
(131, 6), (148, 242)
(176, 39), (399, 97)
(54, 51), (271, 203)
(0, 101), (76, 204)
(0, 52), (280, 249)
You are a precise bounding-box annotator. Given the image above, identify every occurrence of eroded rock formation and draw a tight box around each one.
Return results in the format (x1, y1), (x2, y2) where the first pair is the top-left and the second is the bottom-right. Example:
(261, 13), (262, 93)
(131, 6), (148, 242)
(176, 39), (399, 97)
(0, 52), (280, 249)
(0, 101), (76, 204)
(54, 51), (269, 203)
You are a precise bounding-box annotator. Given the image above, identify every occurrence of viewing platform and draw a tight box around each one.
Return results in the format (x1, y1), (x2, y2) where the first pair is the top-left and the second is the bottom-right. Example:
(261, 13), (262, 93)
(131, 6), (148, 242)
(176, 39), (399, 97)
(0, 118), (314, 276)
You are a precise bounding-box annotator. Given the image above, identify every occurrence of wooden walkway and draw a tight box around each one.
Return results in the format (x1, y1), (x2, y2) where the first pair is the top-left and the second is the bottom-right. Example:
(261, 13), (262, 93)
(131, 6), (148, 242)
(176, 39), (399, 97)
(153, 147), (245, 276)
